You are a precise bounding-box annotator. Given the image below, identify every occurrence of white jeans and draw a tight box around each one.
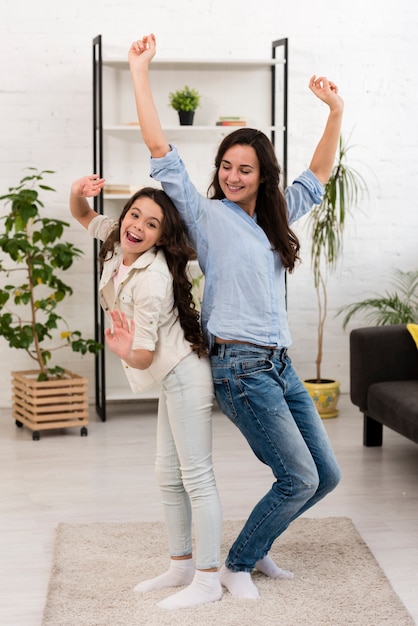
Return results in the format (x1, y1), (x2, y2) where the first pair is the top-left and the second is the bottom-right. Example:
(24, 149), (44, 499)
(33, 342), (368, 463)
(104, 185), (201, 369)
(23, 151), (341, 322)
(156, 352), (222, 569)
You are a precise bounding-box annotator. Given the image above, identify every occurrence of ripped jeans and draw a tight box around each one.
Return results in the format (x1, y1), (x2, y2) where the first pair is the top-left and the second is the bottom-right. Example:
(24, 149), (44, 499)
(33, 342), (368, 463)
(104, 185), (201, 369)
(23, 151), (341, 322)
(210, 343), (341, 572)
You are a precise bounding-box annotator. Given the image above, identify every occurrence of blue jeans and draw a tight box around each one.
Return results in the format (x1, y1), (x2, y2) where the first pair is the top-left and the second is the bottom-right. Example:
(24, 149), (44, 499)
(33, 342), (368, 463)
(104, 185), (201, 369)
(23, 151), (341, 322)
(156, 352), (222, 570)
(210, 343), (341, 572)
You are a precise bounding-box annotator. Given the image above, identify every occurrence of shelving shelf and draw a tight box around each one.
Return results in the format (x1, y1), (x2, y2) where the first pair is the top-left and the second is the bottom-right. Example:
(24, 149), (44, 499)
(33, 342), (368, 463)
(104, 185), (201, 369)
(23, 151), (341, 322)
(92, 34), (288, 420)
(104, 124), (283, 131)
(102, 57), (285, 69)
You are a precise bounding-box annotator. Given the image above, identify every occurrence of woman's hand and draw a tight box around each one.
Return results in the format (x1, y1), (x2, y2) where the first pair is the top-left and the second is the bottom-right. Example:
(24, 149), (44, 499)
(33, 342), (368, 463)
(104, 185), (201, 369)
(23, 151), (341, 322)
(128, 33), (157, 69)
(128, 33), (171, 159)
(309, 75), (344, 111)
(308, 76), (344, 184)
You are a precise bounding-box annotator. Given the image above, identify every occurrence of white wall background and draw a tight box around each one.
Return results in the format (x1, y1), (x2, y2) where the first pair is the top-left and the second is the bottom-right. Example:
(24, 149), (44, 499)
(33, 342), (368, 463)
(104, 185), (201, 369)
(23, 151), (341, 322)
(1, 0), (417, 407)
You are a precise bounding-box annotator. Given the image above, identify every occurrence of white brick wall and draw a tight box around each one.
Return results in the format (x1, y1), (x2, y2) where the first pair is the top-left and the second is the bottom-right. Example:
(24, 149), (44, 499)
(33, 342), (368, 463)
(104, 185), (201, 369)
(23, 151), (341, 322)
(1, 0), (417, 406)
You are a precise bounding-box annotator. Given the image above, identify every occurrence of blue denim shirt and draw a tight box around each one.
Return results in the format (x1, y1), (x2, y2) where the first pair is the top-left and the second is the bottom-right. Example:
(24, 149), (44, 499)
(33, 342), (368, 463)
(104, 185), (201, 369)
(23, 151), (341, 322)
(150, 146), (324, 349)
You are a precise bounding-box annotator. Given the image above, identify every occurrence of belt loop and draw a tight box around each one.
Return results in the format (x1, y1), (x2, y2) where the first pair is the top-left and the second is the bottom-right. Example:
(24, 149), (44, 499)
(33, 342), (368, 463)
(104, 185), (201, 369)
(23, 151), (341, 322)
(211, 343), (226, 358)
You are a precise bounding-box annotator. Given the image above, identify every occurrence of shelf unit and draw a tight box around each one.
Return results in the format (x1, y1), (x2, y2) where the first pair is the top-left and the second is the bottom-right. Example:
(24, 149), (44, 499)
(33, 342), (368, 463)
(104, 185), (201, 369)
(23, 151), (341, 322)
(92, 35), (288, 420)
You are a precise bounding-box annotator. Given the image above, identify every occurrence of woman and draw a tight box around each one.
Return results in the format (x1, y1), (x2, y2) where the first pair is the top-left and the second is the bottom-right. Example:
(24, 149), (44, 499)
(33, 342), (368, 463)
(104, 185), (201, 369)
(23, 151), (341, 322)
(128, 33), (342, 600)
(69, 180), (222, 609)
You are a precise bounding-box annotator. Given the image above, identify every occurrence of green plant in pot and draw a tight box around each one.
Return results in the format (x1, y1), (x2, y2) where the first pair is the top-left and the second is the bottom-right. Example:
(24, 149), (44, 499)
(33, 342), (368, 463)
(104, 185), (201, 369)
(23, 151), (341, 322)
(303, 136), (367, 418)
(337, 268), (418, 328)
(0, 168), (103, 380)
(0, 168), (103, 439)
(169, 85), (201, 125)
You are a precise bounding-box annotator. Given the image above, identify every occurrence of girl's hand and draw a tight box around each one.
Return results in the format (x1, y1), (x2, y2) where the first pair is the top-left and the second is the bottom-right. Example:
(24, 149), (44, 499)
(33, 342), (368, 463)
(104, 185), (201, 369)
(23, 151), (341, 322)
(104, 310), (135, 360)
(71, 175), (105, 198)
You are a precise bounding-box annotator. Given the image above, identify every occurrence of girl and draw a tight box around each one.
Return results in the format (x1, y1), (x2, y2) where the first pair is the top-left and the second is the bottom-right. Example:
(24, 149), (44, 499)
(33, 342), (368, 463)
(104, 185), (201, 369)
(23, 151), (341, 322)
(69, 181), (222, 609)
(128, 33), (342, 600)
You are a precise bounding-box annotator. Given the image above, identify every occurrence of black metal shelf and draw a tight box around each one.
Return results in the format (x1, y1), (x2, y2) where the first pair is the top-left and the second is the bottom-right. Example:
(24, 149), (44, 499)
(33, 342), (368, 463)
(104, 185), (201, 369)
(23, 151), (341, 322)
(92, 34), (288, 421)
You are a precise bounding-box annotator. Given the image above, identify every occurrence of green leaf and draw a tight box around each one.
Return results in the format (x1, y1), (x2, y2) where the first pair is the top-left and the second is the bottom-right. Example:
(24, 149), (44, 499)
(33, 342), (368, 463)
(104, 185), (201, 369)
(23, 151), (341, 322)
(0, 291), (10, 308)
(337, 269), (418, 328)
(0, 167), (103, 370)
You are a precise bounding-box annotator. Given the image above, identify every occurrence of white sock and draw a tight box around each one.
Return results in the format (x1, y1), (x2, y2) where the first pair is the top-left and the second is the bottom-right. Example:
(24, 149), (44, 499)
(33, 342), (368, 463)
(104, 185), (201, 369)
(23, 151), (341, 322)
(219, 564), (259, 599)
(157, 570), (222, 610)
(255, 555), (294, 579)
(133, 558), (195, 593)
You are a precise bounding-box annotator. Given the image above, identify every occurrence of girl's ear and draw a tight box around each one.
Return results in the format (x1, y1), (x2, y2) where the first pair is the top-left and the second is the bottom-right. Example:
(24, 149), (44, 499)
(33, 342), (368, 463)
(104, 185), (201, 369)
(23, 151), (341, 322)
(156, 237), (164, 247)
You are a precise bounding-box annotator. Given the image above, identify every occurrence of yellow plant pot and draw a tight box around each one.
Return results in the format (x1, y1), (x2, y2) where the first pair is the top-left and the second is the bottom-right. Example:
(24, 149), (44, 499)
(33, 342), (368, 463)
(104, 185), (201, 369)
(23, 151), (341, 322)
(303, 379), (340, 419)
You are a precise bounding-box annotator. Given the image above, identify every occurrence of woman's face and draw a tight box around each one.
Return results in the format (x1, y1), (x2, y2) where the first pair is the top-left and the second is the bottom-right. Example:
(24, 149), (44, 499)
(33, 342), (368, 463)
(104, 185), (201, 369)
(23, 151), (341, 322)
(120, 197), (164, 265)
(217, 144), (261, 216)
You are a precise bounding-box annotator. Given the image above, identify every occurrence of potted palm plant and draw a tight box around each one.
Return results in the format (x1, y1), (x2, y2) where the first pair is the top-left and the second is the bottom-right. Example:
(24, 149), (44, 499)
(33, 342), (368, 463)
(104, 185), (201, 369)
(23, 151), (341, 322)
(169, 85), (201, 125)
(303, 136), (367, 417)
(0, 168), (103, 439)
(337, 268), (418, 327)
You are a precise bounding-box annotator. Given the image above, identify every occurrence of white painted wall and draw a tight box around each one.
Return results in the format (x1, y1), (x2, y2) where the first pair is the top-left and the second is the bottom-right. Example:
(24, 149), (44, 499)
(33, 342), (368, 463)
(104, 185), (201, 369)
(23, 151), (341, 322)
(1, 0), (417, 406)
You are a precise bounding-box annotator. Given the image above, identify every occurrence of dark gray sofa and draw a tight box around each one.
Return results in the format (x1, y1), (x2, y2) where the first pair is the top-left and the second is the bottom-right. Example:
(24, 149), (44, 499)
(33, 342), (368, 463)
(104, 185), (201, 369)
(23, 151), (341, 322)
(350, 324), (418, 446)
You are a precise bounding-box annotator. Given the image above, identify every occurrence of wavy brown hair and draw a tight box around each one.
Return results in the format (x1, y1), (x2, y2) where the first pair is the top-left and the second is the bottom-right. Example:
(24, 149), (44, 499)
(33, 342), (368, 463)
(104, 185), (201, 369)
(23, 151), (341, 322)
(99, 187), (207, 356)
(208, 128), (300, 272)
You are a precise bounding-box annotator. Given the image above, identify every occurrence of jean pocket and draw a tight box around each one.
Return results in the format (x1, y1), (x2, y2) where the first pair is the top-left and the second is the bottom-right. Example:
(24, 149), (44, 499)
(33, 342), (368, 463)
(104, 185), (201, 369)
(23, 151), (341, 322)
(239, 357), (274, 377)
(212, 376), (238, 421)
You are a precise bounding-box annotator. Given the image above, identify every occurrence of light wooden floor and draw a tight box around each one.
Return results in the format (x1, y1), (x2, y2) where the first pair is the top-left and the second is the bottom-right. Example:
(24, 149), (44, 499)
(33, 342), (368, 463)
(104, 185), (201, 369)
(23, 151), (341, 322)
(1, 394), (417, 625)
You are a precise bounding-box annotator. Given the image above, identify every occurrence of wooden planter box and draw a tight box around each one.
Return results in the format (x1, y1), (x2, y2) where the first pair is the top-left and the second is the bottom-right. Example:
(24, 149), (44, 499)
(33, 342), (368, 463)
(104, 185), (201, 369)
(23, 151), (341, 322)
(12, 369), (89, 440)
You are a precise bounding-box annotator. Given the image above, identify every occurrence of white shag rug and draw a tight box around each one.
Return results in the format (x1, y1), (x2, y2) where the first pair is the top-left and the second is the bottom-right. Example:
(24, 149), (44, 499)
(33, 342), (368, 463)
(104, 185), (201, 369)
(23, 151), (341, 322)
(42, 517), (414, 625)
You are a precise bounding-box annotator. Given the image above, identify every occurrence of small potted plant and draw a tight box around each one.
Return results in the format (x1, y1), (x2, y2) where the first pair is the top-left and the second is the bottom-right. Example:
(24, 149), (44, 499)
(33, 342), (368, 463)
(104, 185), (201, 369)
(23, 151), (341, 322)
(0, 168), (103, 439)
(169, 85), (201, 125)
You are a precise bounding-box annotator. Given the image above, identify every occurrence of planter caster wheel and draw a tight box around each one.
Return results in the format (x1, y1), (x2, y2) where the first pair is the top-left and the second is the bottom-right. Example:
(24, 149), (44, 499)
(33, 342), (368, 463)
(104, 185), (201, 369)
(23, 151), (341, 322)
(80, 426), (88, 437)
(32, 431), (40, 441)
(15, 420), (23, 428)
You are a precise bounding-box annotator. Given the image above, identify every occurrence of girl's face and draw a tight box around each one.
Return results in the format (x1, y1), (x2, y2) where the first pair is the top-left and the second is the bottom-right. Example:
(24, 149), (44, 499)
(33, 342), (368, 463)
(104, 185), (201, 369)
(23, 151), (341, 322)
(217, 144), (261, 216)
(120, 197), (164, 265)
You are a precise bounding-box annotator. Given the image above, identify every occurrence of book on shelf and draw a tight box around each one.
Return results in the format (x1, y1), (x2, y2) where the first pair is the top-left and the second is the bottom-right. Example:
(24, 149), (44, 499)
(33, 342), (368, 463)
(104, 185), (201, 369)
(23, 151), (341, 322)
(216, 116), (247, 126)
(104, 184), (130, 195)
(104, 184), (141, 195)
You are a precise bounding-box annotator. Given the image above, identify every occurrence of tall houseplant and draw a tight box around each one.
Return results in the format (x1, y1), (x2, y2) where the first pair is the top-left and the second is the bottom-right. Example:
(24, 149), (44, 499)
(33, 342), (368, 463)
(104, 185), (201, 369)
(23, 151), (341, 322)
(0, 169), (102, 439)
(303, 137), (367, 417)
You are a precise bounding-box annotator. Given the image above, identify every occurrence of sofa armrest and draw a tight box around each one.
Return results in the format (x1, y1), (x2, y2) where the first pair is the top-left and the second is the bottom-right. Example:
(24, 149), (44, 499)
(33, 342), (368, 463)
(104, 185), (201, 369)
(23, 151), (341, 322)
(350, 324), (418, 411)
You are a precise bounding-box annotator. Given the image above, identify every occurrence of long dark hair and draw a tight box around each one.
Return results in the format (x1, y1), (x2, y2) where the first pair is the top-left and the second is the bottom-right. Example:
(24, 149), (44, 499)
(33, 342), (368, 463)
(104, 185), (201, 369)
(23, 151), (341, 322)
(207, 128), (300, 272)
(99, 187), (207, 356)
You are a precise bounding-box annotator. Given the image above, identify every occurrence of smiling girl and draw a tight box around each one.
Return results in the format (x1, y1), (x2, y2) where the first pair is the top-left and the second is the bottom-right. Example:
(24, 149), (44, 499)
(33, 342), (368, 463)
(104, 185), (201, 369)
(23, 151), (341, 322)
(69, 179), (222, 609)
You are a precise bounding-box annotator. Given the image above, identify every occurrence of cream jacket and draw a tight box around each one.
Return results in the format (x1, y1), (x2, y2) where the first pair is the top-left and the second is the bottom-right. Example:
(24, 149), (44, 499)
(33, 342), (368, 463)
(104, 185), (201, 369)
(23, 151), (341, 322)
(88, 214), (192, 392)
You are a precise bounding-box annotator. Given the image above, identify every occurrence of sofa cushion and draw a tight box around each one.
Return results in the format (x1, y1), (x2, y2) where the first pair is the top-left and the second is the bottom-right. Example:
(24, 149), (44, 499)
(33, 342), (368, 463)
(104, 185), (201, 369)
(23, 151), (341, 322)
(407, 323), (418, 349)
(368, 381), (418, 444)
